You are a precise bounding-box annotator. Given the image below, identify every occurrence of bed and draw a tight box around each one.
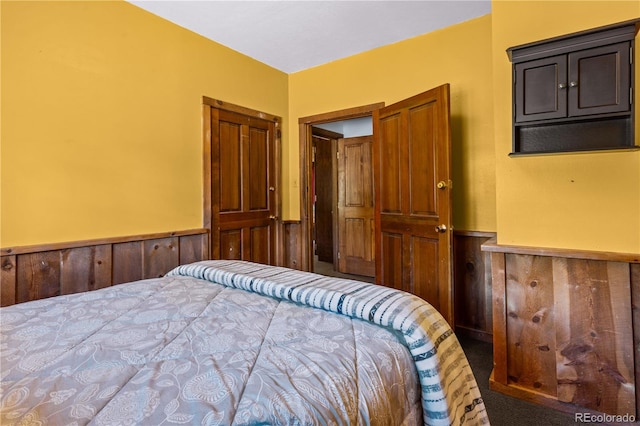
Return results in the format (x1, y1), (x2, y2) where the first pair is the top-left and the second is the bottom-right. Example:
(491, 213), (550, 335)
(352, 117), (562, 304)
(0, 260), (488, 425)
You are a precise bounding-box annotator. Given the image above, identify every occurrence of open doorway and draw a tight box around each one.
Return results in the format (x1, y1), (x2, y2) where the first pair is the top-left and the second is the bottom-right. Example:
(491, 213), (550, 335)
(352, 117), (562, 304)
(300, 87), (454, 325)
(302, 108), (382, 283)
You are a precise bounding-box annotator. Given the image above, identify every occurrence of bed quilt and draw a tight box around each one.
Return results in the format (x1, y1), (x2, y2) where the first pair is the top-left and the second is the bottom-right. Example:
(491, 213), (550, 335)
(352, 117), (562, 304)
(1, 260), (488, 425)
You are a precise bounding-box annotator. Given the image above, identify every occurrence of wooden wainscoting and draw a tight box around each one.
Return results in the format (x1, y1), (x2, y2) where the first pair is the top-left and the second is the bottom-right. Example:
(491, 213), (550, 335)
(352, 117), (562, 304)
(454, 231), (496, 342)
(0, 229), (209, 307)
(483, 238), (640, 418)
(282, 221), (303, 270)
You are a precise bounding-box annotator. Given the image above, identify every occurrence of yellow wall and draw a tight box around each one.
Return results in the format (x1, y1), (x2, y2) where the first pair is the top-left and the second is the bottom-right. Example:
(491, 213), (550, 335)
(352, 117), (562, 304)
(287, 15), (496, 233)
(1, 0), (288, 247)
(3, 0), (639, 255)
(491, 1), (640, 253)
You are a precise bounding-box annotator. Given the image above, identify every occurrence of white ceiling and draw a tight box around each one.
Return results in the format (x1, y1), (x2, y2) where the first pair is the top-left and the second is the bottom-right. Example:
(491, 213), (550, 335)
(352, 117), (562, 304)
(127, 0), (492, 73)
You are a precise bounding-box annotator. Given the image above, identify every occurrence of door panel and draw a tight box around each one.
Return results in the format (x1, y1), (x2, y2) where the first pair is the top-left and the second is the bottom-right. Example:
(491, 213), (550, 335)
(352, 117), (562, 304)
(374, 85), (454, 325)
(379, 114), (402, 214)
(409, 104), (437, 217)
(337, 136), (375, 277)
(212, 109), (277, 264)
(381, 232), (403, 290)
(250, 226), (270, 264)
(248, 128), (268, 210)
(410, 236), (439, 303)
(313, 134), (335, 263)
(219, 121), (241, 212)
(220, 230), (241, 260)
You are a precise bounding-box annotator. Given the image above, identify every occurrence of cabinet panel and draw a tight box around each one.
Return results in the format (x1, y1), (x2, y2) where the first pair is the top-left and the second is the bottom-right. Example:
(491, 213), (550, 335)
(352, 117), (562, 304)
(516, 56), (567, 122)
(515, 117), (632, 154)
(568, 42), (630, 116)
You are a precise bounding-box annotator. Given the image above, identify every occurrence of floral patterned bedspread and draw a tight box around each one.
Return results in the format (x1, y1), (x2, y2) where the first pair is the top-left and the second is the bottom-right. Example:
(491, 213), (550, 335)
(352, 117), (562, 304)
(1, 260), (488, 425)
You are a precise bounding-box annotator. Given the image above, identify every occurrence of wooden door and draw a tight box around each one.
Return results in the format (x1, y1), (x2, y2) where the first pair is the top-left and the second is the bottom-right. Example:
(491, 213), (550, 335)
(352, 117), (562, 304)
(313, 134), (335, 263)
(373, 84), (453, 325)
(209, 107), (278, 264)
(337, 136), (375, 277)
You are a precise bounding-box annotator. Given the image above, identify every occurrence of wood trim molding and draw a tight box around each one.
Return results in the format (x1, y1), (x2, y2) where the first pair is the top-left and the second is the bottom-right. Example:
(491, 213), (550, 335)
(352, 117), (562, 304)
(453, 230), (496, 239)
(312, 126), (344, 140)
(1, 228), (208, 256)
(202, 97), (280, 123)
(202, 103), (213, 259)
(298, 103), (385, 125)
(482, 237), (640, 263)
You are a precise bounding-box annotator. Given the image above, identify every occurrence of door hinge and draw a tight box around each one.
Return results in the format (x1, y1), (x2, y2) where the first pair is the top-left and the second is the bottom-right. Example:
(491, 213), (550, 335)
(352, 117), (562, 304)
(276, 129), (282, 138)
(336, 151), (340, 160)
(337, 251), (340, 260)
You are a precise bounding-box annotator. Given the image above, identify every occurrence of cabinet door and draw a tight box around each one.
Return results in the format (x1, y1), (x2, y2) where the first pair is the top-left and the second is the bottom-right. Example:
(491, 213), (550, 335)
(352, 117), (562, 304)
(515, 55), (568, 122)
(568, 42), (630, 117)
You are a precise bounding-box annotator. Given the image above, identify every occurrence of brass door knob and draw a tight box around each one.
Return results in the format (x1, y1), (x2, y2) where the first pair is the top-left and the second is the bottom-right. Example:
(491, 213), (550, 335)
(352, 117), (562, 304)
(435, 224), (447, 233)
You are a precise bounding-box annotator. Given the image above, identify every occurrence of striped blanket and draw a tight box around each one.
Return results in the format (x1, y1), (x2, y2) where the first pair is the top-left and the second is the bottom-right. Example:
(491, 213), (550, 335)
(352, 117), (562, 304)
(168, 260), (489, 425)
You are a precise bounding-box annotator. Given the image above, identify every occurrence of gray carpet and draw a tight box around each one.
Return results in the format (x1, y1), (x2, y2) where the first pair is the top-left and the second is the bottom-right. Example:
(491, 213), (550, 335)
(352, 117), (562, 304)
(458, 336), (576, 426)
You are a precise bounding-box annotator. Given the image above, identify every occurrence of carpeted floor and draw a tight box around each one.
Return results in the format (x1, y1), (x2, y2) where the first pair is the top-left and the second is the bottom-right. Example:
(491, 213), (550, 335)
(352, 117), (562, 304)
(458, 335), (575, 425)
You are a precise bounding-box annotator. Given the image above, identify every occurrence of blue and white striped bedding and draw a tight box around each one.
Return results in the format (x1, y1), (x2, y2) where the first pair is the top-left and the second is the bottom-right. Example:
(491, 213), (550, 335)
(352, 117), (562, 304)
(1, 260), (488, 425)
(169, 260), (489, 425)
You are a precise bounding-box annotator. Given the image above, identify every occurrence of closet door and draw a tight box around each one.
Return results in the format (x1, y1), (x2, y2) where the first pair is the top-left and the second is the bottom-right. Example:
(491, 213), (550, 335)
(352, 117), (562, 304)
(206, 102), (280, 265)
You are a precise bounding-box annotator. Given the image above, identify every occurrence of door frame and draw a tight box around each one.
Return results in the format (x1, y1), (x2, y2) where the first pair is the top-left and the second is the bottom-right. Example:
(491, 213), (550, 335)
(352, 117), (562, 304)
(202, 96), (283, 263)
(298, 102), (384, 271)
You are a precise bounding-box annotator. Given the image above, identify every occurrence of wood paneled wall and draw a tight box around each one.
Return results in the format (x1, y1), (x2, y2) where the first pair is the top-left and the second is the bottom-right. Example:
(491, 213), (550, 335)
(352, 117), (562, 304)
(282, 221), (304, 270)
(484, 238), (640, 417)
(454, 231), (495, 342)
(1, 229), (209, 307)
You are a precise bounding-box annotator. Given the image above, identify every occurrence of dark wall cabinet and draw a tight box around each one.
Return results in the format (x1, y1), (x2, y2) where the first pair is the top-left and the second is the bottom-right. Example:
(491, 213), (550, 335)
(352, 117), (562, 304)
(508, 20), (639, 155)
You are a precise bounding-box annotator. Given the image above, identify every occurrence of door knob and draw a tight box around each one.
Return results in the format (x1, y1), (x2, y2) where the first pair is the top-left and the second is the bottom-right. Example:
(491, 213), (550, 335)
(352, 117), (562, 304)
(437, 181), (447, 190)
(269, 186), (275, 192)
(269, 215), (278, 220)
(435, 224), (447, 233)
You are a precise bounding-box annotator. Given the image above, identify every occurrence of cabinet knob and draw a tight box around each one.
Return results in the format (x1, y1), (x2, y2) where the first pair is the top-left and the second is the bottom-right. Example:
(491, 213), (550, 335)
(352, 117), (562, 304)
(558, 83), (567, 89)
(569, 81), (578, 87)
